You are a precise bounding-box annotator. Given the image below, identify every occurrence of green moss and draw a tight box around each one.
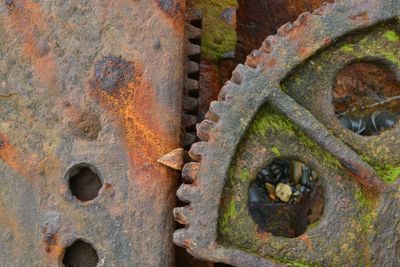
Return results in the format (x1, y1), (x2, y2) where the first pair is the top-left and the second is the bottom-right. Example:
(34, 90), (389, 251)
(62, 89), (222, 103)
(280, 258), (315, 267)
(297, 131), (341, 169)
(271, 147), (281, 157)
(249, 107), (341, 169)
(220, 198), (238, 235)
(250, 111), (296, 136)
(240, 168), (249, 183)
(361, 155), (400, 183)
(338, 32), (400, 66)
(383, 30), (400, 42)
(306, 221), (319, 231)
(362, 212), (375, 232)
(340, 44), (355, 53)
(191, 0), (238, 61)
(355, 188), (373, 208)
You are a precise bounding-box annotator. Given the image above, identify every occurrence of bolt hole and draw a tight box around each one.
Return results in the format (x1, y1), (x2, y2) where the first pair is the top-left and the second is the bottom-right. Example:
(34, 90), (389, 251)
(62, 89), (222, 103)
(62, 239), (99, 267)
(333, 60), (400, 136)
(67, 164), (102, 202)
(248, 159), (325, 238)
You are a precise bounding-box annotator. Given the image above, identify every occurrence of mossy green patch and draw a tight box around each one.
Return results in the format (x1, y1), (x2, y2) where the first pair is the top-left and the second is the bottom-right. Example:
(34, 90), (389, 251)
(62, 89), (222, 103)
(271, 147), (281, 157)
(340, 44), (355, 53)
(240, 168), (249, 183)
(338, 31), (400, 66)
(249, 111), (296, 136)
(280, 258), (315, 267)
(383, 30), (400, 42)
(355, 188), (373, 208)
(361, 155), (400, 183)
(191, 0), (238, 61)
(249, 107), (341, 169)
(219, 198), (238, 235)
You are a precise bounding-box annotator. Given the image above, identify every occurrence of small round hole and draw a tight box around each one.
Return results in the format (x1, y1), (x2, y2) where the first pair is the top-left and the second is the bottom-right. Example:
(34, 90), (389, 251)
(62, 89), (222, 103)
(248, 159), (325, 238)
(333, 60), (400, 136)
(62, 239), (99, 267)
(67, 165), (102, 202)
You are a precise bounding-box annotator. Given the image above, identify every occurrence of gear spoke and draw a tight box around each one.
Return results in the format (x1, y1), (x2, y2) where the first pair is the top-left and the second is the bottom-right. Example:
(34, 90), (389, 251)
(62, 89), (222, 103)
(270, 88), (389, 191)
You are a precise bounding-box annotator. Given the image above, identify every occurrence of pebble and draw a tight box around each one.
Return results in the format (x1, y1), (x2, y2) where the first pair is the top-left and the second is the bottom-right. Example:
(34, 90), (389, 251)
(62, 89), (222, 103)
(264, 183), (276, 201)
(275, 183), (292, 203)
(290, 161), (302, 184)
(301, 167), (311, 187)
(249, 183), (265, 203)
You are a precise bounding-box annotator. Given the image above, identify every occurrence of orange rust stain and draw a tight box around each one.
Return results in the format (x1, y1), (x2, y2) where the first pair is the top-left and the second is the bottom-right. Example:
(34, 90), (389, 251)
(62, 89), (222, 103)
(297, 46), (312, 57)
(91, 65), (174, 186)
(350, 12), (369, 21)
(256, 230), (271, 241)
(298, 234), (314, 251)
(43, 232), (63, 256)
(0, 132), (38, 181)
(323, 37), (333, 46)
(267, 58), (276, 68)
(6, 0), (57, 88)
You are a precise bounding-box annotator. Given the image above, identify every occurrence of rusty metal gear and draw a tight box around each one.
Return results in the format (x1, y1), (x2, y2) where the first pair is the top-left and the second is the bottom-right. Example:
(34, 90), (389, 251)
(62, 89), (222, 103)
(174, 0), (400, 266)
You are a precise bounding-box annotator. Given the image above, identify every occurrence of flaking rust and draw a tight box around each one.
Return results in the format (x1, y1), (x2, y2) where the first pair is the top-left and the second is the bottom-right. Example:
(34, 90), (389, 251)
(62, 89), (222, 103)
(92, 55), (135, 93)
(0, 0), (183, 266)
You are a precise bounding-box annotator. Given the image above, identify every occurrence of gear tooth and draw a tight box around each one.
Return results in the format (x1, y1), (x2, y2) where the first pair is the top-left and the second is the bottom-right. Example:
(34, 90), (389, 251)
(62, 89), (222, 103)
(277, 22), (294, 36)
(173, 206), (192, 225)
(245, 49), (263, 68)
(196, 119), (215, 141)
(183, 96), (198, 113)
(185, 78), (199, 94)
(313, 1), (333, 15)
(177, 183), (200, 203)
(187, 60), (200, 74)
(183, 114), (198, 129)
(186, 23), (202, 40)
(218, 81), (240, 101)
(182, 162), (200, 183)
(186, 42), (201, 56)
(188, 141), (207, 162)
(230, 64), (244, 84)
(173, 228), (191, 248)
(260, 35), (277, 53)
(183, 132), (197, 148)
(231, 64), (254, 84)
(296, 11), (312, 26)
(205, 100), (228, 122)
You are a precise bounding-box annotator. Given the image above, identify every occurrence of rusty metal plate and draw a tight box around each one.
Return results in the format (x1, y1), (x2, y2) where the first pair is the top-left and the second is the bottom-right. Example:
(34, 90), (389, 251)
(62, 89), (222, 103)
(175, 1), (399, 266)
(0, 0), (184, 266)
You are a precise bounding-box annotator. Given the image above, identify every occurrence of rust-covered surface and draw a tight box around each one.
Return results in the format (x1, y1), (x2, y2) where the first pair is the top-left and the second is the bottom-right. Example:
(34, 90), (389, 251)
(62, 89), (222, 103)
(0, 0), (185, 266)
(175, 0), (400, 266)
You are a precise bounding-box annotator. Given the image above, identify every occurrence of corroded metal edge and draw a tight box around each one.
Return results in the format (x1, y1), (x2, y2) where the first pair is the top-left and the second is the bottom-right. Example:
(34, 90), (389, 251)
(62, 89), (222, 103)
(173, 0), (400, 266)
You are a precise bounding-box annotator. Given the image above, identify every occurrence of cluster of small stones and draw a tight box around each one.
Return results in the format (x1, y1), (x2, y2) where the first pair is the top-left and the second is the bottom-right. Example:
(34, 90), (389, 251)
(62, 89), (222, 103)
(249, 159), (318, 204)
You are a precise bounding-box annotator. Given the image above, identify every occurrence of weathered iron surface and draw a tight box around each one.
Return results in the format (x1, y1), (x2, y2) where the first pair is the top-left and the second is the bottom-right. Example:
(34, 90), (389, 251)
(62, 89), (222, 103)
(175, 1), (400, 266)
(0, 0), (184, 266)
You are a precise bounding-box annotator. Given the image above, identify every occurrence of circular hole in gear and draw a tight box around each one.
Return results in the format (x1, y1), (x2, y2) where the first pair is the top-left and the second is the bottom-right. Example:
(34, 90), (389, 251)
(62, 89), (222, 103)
(248, 159), (325, 238)
(67, 164), (102, 202)
(62, 239), (99, 267)
(332, 60), (400, 136)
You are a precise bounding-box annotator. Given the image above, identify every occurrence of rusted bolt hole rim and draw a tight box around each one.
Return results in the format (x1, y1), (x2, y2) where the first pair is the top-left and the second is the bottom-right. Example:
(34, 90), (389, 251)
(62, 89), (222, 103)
(60, 238), (99, 267)
(331, 57), (400, 137)
(64, 163), (104, 203)
(248, 157), (326, 238)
